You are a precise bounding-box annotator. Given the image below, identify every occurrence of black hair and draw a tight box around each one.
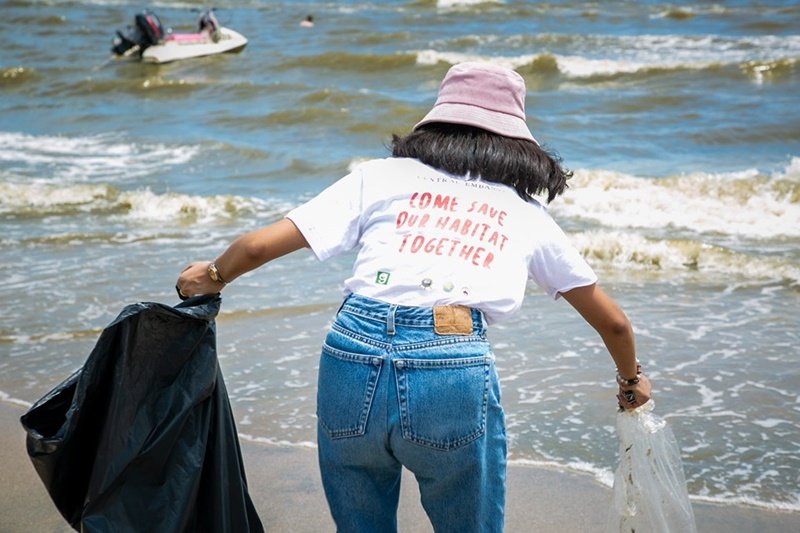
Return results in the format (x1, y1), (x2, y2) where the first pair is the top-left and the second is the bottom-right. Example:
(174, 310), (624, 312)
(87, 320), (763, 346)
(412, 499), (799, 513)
(390, 122), (572, 203)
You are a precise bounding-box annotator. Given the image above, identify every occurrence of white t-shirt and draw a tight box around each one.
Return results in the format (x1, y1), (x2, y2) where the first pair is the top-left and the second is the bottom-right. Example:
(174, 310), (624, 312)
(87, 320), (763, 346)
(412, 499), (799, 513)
(286, 157), (597, 324)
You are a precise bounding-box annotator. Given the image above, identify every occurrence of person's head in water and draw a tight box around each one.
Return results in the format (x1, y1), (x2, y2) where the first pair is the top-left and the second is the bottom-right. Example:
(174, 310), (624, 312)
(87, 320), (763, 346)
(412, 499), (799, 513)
(391, 61), (571, 203)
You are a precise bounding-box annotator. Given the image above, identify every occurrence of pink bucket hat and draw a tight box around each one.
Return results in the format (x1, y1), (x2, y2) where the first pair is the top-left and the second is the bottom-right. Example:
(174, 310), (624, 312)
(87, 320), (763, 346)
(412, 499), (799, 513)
(414, 61), (537, 144)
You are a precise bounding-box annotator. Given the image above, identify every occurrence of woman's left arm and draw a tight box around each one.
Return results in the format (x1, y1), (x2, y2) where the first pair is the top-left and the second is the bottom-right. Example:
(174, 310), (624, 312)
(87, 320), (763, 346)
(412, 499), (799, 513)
(561, 283), (652, 408)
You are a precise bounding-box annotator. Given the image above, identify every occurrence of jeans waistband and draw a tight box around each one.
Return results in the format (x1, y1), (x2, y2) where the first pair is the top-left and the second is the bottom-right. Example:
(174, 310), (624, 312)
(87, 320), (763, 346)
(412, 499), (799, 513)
(339, 293), (484, 331)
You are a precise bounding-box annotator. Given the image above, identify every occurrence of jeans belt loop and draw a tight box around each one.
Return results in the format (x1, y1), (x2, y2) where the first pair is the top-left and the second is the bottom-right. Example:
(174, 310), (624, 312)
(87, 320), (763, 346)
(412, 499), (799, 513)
(387, 304), (397, 336)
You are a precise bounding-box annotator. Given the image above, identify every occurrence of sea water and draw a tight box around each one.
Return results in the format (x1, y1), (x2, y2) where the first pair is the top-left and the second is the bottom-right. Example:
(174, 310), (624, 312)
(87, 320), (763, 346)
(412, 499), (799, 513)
(1, 0), (798, 512)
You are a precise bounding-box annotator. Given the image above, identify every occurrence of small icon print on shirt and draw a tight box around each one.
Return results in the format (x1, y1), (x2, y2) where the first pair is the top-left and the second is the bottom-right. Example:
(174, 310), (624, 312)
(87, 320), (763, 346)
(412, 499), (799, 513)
(375, 271), (391, 285)
(420, 278), (433, 290)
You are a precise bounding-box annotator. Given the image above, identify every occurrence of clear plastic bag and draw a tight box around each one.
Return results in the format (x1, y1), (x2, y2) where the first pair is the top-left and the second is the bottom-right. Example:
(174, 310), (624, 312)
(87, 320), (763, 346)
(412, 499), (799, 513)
(606, 401), (697, 533)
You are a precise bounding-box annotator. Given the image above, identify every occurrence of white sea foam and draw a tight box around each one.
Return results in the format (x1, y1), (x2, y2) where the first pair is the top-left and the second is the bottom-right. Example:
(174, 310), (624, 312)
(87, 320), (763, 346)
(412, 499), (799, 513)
(0, 390), (33, 409)
(554, 55), (653, 77)
(553, 162), (800, 239)
(416, 49), (536, 70)
(780, 156), (800, 181)
(0, 181), (289, 223)
(118, 189), (282, 224)
(751, 418), (793, 429)
(436, 0), (503, 9)
(568, 231), (800, 284)
(1, 182), (116, 213)
(509, 457), (615, 488)
(690, 492), (800, 512)
(415, 48), (710, 79)
(237, 432), (317, 449)
(416, 34), (800, 79)
(0, 131), (198, 183)
(510, 443), (800, 512)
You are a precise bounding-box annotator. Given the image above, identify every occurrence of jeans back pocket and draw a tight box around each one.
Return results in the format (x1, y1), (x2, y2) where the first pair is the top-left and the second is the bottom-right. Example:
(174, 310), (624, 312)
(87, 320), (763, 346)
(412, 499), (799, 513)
(317, 345), (383, 439)
(394, 355), (491, 450)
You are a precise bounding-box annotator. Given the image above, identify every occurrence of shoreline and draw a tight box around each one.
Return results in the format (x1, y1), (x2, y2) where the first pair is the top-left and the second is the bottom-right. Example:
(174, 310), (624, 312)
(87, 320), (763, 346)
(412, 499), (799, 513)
(2, 402), (798, 532)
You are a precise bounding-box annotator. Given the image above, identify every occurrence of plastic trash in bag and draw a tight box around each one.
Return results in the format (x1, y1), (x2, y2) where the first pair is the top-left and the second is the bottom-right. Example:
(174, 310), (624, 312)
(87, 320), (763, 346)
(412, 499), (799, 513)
(606, 401), (697, 533)
(20, 295), (264, 532)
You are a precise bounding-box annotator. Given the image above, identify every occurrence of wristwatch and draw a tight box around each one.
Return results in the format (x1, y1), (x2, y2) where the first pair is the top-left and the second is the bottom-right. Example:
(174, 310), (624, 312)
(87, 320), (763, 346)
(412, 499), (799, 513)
(207, 262), (228, 285)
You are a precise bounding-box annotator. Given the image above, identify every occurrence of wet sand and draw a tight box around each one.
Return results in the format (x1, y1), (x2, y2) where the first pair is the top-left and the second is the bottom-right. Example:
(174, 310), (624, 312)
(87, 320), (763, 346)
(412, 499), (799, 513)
(2, 403), (797, 532)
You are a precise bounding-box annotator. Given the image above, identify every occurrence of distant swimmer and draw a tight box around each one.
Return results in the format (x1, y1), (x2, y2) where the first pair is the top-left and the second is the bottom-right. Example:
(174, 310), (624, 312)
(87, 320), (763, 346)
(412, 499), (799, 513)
(300, 14), (314, 28)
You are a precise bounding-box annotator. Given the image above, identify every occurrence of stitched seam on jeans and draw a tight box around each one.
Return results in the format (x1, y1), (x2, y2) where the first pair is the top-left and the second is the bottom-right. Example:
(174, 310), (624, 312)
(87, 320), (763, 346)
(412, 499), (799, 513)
(392, 337), (490, 352)
(340, 306), (387, 323)
(319, 350), (383, 439)
(404, 426), (486, 451)
(330, 323), (391, 349)
(394, 359), (492, 451)
(343, 307), (435, 328)
(322, 343), (384, 363)
(393, 355), (490, 368)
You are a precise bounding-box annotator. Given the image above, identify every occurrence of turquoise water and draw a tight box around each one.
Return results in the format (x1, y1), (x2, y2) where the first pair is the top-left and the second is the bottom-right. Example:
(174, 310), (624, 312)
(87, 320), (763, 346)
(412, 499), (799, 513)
(1, 0), (799, 512)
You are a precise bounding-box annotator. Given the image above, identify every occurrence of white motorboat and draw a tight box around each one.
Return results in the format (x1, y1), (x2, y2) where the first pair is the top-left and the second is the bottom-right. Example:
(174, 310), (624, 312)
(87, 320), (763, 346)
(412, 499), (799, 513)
(112, 9), (247, 64)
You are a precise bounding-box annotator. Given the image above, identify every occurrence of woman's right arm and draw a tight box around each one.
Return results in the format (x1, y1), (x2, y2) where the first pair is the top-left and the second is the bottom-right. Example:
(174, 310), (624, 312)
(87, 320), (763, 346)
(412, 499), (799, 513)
(561, 283), (652, 408)
(176, 218), (309, 297)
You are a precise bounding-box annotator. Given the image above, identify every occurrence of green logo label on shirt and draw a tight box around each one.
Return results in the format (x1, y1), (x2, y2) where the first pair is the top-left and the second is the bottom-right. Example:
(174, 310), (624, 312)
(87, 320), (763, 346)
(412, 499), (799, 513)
(375, 271), (391, 285)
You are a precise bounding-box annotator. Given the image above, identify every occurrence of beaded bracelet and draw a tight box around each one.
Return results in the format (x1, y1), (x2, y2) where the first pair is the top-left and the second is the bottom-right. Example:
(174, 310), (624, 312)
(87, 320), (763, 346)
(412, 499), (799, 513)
(616, 373), (640, 386)
(616, 363), (642, 387)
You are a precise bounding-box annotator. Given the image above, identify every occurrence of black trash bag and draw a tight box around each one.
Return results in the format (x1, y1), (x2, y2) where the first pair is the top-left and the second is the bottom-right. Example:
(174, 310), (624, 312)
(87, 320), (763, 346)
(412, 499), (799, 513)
(20, 295), (264, 532)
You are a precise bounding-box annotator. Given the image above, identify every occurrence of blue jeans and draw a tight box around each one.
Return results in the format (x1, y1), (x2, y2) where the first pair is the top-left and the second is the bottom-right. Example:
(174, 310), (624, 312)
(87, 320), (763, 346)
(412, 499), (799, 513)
(316, 294), (507, 533)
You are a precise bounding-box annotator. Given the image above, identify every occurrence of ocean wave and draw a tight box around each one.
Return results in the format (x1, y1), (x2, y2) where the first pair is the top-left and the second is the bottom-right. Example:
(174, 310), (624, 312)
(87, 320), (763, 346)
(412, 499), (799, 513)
(2, 231), (186, 248)
(416, 49), (535, 70)
(570, 231), (800, 285)
(57, 76), (206, 98)
(741, 57), (799, 84)
(0, 131), (198, 183)
(237, 432), (317, 450)
(415, 33), (800, 81)
(0, 390), (32, 409)
(48, 74), (277, 99)
(0, 66), (38, 88)
(219, 302), (336, 322)
(1, 182), (118, 216)
(690, 493), (800, 513)
(690, 116), (800, 144)
(509, 457), (614, 488)
(277, 51), (418, 72)
(262, 35), (798, 82)
(508, 457), (800, 512)
(0, 328), (103, 345)
(435, 0), (504, 9)
(415, 48), (692, 80)
(217, 97), (422, 134)
(552, 159), (800, 239)
(0, 181), (287, 223)
(650, 5), (727, 20)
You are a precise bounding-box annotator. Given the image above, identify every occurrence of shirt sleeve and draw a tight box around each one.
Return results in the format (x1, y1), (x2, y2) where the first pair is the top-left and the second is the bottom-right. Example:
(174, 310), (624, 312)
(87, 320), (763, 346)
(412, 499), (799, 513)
(285, 167), (364, 261)
(527, 216), (598, 299)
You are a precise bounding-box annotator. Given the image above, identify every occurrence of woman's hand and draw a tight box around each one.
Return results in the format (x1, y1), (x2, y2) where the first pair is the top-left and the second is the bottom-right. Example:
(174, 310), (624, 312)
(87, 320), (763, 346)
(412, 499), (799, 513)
(176, 261), (224, 299)
(617, 373), (652, 410)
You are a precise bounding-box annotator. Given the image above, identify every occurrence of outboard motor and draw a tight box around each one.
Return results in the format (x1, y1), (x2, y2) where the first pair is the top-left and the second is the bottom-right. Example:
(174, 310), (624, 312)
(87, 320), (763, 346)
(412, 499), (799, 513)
(112, 10), (165, 57)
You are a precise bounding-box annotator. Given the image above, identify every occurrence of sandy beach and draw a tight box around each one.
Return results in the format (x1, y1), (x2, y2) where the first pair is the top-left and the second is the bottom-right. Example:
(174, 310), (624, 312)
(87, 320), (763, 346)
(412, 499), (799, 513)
(3, 0), (800, 522)
(2, 403), (797, 532)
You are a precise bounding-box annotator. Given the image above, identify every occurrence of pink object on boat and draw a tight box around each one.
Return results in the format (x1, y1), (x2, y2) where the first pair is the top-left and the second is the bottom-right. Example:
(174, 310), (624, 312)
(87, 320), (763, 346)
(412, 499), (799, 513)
(165, 32), (209, 44)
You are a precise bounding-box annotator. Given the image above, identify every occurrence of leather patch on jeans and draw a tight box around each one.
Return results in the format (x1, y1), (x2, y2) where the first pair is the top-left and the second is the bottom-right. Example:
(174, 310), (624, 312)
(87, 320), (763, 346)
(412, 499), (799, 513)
(433, 305), (473, 335)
